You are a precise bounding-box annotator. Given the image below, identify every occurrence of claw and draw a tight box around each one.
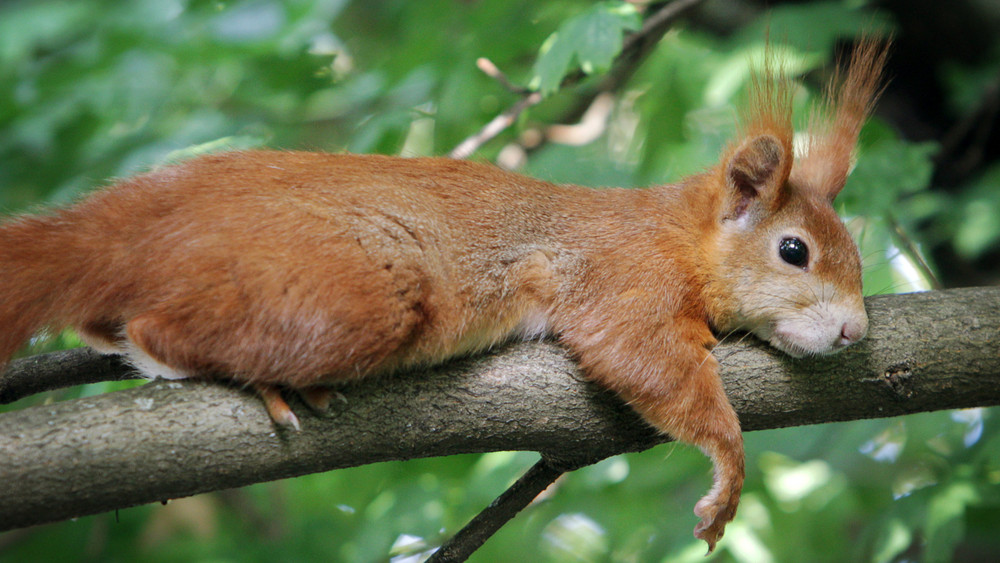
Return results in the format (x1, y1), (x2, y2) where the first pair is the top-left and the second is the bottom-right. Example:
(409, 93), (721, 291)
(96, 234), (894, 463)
(255, 384), (301, 431)
(298, 386), (334, 413)
(692, 488), (738, 554)
(693, 517), (723, 554)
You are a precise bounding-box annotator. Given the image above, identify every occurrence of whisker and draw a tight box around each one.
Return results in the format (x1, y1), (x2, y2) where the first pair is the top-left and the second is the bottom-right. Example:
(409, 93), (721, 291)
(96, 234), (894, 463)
(711, 328), (742, 352)
(868, 280), (918, 296)
(715, 331), (758, 362)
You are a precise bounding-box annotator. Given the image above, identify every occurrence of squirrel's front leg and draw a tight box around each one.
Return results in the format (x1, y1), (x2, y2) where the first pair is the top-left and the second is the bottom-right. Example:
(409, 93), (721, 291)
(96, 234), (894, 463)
(635, 349), (743, 553)
(562, 313), (743, 553)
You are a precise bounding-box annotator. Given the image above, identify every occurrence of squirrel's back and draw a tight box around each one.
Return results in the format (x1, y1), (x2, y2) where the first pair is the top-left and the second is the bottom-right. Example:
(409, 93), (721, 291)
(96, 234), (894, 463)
(0, 151), (654, 384)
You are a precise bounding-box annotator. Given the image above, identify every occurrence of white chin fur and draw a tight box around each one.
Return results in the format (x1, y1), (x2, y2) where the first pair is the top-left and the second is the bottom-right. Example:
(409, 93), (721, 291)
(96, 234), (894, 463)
(749, 326), (823, 358)
(767, 332), (832, 358)
(762, 313), (860, 358)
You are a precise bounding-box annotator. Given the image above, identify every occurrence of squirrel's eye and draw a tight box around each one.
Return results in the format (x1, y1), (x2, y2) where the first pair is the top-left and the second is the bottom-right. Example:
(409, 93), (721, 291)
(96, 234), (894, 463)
(779, 237), (809, 268)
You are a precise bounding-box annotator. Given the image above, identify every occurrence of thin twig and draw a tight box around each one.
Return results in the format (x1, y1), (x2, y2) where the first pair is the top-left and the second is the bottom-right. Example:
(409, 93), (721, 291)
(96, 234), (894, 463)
(476, 57), (531, 95)
(524, 0), (706, 158)
(624, 0), (706, 55)
(449, 92), (543, 160)
(447, 0), (706, 159)
(427, 458), (593, 563)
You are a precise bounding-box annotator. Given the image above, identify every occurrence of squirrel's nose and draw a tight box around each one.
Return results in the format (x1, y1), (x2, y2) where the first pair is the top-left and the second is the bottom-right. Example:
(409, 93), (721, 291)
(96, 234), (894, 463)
(839, 321), (866, 346)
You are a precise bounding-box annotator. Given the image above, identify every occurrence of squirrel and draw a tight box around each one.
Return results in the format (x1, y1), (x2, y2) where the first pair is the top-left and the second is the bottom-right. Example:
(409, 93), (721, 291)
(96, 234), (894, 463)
(0, 38), (886, 551)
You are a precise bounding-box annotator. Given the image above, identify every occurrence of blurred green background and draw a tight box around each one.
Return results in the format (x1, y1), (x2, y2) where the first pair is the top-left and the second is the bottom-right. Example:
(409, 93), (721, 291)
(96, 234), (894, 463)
(2, 0), (999, 561)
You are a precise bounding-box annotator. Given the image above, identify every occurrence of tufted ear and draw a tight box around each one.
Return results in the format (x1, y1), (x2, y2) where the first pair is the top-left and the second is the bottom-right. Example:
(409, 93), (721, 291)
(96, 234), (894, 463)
(723, 134), (789, 224)
(792, 37), (889, 200)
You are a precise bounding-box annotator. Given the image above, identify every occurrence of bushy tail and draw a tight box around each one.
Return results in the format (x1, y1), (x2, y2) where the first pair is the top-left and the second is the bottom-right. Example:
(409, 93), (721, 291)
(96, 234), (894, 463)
(0, 213), (90, 366)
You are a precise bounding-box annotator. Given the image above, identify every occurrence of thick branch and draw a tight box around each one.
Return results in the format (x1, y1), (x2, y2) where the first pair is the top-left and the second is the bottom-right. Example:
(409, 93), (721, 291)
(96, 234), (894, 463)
(1, 287), (998, 531)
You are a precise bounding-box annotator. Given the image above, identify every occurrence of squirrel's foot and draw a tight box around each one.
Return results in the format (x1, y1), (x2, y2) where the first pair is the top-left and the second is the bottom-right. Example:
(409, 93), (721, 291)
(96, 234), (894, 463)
(298, 386), (335, 413)
(692, 485), (739, 554)
(255, 384), (301, 431)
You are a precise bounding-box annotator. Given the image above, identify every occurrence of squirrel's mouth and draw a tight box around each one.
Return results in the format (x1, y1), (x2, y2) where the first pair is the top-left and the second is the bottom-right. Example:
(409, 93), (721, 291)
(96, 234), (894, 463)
(762, 320), (865, 358)
(766, 332), (839, 358)
(744, 300), (869, 358)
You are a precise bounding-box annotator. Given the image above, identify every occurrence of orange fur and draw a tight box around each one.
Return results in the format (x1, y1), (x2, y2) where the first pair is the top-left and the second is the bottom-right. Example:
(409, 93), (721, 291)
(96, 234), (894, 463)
(0, 38), (888, 551)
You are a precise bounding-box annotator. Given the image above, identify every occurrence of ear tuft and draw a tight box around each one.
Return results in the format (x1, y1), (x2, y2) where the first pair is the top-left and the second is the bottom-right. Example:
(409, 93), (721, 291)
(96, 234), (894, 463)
(725, 135), (785, 220)
(793, 36), (889, 200)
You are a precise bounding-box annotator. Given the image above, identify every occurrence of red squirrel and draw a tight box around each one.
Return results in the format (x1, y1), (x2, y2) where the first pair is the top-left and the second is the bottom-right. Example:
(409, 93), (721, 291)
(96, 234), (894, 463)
(0, 39), (885, 551)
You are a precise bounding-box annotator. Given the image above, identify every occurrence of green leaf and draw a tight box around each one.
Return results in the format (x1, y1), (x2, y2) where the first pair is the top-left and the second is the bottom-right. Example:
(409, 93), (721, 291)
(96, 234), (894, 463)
(841, 136), (938, 216)
(529, 1), (640, 96)
(948, 163), (1000, 259)
(925, 481), (979, 562)
(872, 518), (913, 563)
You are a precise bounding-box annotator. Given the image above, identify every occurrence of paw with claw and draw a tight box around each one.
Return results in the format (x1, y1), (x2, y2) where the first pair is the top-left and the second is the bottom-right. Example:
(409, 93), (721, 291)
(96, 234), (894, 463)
(693, 485), (739, 553)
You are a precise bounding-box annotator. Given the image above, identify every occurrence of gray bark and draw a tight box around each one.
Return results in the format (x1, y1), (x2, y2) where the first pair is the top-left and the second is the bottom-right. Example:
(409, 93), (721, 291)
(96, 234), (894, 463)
(1, 286), (998, 531)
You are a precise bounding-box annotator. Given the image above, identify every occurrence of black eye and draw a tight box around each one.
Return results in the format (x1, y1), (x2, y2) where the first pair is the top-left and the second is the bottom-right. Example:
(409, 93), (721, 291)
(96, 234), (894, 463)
(779, 237), (809, 268)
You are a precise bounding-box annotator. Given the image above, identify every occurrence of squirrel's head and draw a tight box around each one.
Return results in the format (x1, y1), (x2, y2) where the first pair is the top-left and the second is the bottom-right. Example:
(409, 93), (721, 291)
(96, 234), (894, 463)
(707, 38), (887, 357)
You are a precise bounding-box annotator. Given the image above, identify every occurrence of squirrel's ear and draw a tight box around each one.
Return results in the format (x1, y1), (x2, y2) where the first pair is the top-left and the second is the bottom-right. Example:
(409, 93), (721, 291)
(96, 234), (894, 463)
(792, 37), (889, 201)
(723, 134), (789, 223)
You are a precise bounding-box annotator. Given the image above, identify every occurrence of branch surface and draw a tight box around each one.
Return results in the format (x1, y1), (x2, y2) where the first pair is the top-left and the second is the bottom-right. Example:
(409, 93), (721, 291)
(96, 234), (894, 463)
(1, 287), (998, 531)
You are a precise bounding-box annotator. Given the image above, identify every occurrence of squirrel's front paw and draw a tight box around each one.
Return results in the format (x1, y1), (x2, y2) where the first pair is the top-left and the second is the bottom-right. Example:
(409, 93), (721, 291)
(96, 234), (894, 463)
(693, 489), (739, 553)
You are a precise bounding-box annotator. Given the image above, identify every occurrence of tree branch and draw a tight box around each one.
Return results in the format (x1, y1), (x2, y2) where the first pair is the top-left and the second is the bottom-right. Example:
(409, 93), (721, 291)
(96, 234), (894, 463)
(447, 0), (706, 159)
(1, 287), (998, 532)
(427, 458), (572, 563)
(0, 348), (137, 404)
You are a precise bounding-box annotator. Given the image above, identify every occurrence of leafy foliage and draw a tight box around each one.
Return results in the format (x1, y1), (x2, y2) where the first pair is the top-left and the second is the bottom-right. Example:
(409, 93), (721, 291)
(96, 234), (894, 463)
(2, 0), (999, 562)
(529, 1), (641, 95)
